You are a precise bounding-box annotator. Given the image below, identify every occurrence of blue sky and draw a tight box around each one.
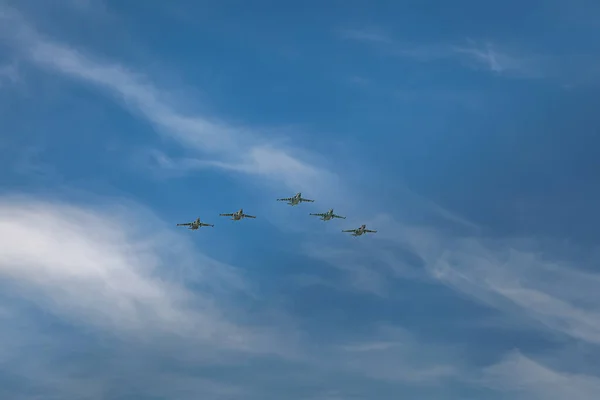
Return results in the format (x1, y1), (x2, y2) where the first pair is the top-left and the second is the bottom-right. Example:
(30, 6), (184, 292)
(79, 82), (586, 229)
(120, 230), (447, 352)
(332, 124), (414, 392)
(1, 0), (600, 398)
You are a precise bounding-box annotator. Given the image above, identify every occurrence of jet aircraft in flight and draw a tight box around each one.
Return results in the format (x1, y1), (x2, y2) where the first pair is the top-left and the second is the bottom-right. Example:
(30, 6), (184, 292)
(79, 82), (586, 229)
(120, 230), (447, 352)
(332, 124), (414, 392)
(219, 208), (256, 221)
(309, 208), (346, 221)
(176, 217), (214, 230)
(342, 224), (377, 236)
(276, 192), (315, 206)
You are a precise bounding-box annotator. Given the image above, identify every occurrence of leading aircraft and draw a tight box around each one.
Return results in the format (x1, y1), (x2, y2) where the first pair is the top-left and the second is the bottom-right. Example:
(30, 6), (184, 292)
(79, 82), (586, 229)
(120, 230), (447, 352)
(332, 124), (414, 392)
(219, 208), (256, 221)
(342, 224), (377, 236)
(309, 208), (346, 221)
(176, 217), (214, 230)
(276, 192), (315, 206)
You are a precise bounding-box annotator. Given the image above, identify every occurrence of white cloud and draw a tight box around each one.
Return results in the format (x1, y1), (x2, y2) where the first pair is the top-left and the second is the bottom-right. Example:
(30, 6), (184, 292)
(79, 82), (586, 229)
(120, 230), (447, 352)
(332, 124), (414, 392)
(336, 28), (393, 44)
(336, 28), (551, 79)
(394, 226), (600, 345)
(451, 40), (545, 77)
(452, 41), (511, 73)
(0, 61), (18, 86)
(481, 351), (600, 400)
(0, 7), (338, 197)
(0, 195), (276, 352)
(301, 243), (391, 296)
(0, 195), (281, 398)
(331, 326), (461, 384)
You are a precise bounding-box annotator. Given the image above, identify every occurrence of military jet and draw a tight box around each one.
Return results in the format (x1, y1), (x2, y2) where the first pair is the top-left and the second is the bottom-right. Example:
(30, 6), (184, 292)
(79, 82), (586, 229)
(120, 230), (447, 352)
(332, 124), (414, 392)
(176, 217), (214, 230)
(276, 192), (315, 206)
(219, 208), (256, 221)
(309, 208), (346, 221)
(342, 224), (377, 236)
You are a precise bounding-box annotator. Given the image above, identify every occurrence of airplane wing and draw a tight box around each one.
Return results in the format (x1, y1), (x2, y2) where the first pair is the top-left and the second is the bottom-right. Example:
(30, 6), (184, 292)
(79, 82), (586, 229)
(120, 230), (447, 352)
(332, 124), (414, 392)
(332, 214), (346, 219)
(310, 213), (327, 217)
(200, 222), (214, 227)
(365, 229), (377, 233)
(300, 198), (315, 202)
(342, 229), (357, 233)
(242, 214), (256, 218)
(176, 223), (192, 226)
(277, 197), (293, 202)
(219, 213), (234, 217)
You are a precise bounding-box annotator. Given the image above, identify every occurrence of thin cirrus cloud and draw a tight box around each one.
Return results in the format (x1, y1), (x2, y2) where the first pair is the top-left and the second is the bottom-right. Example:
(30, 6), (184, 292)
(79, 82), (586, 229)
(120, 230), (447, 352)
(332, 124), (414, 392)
(396, 226), (600, 346)
(0, 7), (338, 198)
(336, 28), (554, 78)
(339, 27), (600, 84)
(479, 351), (600, 400)
(336, 28), (393, 44)
(0, 195), (282, 353)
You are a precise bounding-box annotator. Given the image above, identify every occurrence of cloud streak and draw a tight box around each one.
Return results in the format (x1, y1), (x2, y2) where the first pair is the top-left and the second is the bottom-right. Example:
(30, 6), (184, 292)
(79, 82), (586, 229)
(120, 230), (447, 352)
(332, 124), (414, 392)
(395, 228), (600, 346)
(0, 7), (338, 198)
(336, 28), (393, 44)
(336, 28), (596, 81)
(0, 195), (272, 351)
(481, 351), (600, 400)
(0, 61), (18, 86)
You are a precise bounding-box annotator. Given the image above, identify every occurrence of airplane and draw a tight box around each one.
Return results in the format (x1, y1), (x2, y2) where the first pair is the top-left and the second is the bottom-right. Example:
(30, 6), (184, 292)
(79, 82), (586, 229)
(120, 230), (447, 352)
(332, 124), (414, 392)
(176, 217), (214, 230)
(309, 208), (346, 221)
(276, 192), (315, 206)
(219, 208), (256, 221)
(342, 224), (377, 237)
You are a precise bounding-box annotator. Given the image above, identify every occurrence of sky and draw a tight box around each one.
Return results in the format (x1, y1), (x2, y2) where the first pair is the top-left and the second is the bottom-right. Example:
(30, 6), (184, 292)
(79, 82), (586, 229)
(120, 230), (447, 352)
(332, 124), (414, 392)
(1, 0), (600, 399)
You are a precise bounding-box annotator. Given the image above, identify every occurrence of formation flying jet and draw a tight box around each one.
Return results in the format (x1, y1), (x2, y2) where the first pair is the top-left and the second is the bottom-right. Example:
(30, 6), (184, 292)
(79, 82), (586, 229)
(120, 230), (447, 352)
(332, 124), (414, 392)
(342, 224), (377, 236)
(309, 208), (346, 221)
(276, 192), (315, 206)
(219, 208), (256, 221)
(176, 217), (214, 230)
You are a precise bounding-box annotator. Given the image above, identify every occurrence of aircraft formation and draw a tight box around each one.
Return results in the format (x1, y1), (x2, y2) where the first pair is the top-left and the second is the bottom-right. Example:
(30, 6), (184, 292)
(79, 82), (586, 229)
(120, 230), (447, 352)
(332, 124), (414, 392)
(176, 192), (377, 237)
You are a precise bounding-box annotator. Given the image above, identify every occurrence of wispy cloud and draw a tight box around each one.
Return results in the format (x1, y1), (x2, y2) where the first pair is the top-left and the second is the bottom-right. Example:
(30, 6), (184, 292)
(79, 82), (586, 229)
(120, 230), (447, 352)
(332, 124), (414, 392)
(0, 7), (338, 198)
(452, 42), (509, 73)
(394, 227), (600, 345)
(0, 194), (307, 397)
(336, 28), (572, 79)
(0, 195), (275, 351)
(336, 28), (393, 44)
(481, 351), (600, 400)
(336, 28), (452, 62)
(331, 326), (462, 384)
(0, 61), (18, 86)
(451, 40), (544, 77)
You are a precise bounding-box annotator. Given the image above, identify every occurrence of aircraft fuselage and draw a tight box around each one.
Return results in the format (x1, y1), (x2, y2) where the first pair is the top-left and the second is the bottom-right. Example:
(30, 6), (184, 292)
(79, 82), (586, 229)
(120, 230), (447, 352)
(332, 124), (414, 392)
(232, 209), (244, 220)
(353, 225), (367, 236)
(284, 193), (301, 205)
(321, 209), (335, 220)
